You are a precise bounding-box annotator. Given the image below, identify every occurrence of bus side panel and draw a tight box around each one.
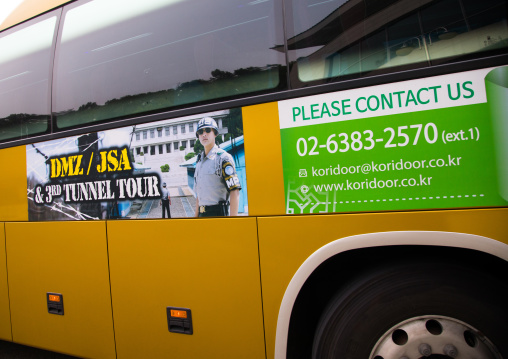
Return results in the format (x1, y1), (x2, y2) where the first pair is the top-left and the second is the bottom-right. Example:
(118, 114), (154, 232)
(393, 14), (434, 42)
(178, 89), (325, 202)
(243, 103), (285, 216)
(0, 223), (12, 341)
(258, 208), (508, 359)
(107, 218), (265, 359)
(5, 221), (116, 358)
(0, 147), (28, 222)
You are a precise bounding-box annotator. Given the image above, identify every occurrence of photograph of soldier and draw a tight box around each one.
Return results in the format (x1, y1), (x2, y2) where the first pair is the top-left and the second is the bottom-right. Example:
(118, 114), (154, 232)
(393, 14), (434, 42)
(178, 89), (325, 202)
(193, 117), (241, 217)
(160, 182), (171, 218)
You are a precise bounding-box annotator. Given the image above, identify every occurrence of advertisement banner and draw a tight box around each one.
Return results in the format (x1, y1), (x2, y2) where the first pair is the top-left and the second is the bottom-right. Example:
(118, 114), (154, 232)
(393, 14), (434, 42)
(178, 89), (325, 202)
(279, 67), (508, 214)
(27, 108), (248, 221)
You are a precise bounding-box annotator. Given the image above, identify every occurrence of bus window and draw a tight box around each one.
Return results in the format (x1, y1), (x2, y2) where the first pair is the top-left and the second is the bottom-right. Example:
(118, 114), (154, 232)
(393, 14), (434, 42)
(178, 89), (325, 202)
(53, 0), (286, 129)
(284, 0), (508, 85)
(0, 14), (57, 142)
(423, 0), (508, 64)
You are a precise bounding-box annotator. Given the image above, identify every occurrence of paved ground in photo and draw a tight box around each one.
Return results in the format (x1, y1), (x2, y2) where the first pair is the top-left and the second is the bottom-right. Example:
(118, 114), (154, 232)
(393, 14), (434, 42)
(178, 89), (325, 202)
(128, 186), (196, 219)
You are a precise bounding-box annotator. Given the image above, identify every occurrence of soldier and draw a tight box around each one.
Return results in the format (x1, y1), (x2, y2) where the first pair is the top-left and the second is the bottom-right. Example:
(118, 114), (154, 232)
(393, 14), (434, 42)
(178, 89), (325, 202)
(160, 182), (171, 218)
(193, 117), (241, 217)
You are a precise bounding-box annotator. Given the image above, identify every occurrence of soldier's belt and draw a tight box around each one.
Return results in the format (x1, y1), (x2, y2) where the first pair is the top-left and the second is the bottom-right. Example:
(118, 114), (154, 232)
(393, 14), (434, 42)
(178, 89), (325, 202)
(199, 204), (223, 213)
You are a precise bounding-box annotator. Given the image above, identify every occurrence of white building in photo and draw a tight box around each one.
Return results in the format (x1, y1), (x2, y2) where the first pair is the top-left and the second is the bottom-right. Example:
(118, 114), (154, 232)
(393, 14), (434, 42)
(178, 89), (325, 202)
(130, 110), (229, 187)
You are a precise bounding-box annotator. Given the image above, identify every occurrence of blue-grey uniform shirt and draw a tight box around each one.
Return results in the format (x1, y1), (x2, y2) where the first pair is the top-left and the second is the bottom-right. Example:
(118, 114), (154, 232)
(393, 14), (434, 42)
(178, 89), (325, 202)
(194, 145), (241, 206)
(161, 187), (169, 200)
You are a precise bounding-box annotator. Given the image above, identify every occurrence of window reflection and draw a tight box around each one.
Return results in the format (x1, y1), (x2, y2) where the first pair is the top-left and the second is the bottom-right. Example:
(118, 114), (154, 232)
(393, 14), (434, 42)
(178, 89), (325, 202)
(54, 0), (285, 128)
(0, 15), (56, 141)
(286, 0), (508, 84)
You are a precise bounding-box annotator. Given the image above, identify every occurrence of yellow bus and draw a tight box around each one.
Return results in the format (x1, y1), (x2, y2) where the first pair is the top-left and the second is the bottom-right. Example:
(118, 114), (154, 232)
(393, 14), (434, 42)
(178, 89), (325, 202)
(1, 0), (507, 358)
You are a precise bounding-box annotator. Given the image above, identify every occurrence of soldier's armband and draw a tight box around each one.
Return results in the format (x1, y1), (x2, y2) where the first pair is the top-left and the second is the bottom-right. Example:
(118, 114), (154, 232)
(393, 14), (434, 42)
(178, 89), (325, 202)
(221, 160), (241, 192)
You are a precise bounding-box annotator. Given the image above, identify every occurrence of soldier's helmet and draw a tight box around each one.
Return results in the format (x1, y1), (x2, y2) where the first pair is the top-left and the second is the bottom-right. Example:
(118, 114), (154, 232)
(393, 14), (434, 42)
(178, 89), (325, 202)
(196, 117), (219, 137)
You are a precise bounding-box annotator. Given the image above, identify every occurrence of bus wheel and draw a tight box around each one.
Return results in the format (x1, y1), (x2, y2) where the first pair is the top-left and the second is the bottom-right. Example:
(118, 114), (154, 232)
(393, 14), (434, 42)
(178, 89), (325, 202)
(311, 261), (507, 359)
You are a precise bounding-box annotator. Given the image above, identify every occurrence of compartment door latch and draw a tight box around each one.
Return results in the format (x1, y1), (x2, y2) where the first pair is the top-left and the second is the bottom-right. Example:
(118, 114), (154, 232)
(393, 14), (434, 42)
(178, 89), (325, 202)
(167, 307), (192, 334)
(47, 293), (64, 315)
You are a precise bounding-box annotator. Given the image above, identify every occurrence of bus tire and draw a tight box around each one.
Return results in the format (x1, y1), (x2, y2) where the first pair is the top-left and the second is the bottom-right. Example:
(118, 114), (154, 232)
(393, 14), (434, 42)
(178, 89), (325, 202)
(311, 260), (508, 359)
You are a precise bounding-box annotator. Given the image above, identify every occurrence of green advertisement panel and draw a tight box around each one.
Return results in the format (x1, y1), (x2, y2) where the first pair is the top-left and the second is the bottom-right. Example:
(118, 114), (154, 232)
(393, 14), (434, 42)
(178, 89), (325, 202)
(279, 67), (508, 214)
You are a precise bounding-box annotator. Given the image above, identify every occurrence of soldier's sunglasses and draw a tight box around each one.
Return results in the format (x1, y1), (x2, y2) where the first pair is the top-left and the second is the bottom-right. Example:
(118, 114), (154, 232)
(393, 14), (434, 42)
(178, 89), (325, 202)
(197, 128), (213, 135)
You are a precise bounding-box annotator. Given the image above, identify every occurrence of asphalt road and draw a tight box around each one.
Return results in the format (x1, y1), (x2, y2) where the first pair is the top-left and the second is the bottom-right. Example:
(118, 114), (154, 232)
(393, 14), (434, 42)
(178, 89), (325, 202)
(0, 340), (81, 358)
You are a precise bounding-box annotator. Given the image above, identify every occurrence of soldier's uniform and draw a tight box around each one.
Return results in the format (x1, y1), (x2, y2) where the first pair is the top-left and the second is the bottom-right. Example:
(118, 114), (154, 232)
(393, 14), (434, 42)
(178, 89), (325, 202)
(160, 183), (171, 218)
(194, 145), (241, 217)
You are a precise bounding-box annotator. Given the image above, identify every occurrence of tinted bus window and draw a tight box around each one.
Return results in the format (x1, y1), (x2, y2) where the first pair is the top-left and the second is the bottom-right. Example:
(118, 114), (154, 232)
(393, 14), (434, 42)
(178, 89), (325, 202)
(285, 0), (508, 85)
(53, 0), (285, 129)
(0, 14), (57, 141)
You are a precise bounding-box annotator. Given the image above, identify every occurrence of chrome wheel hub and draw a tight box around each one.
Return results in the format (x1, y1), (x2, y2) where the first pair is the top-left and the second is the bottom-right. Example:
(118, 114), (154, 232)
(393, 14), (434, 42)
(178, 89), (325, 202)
(369, 315), (502, 359)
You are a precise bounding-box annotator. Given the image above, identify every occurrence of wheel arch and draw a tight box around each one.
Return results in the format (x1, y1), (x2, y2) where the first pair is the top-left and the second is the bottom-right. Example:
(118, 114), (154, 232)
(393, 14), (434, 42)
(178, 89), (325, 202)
(274, 231), (508, 359)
